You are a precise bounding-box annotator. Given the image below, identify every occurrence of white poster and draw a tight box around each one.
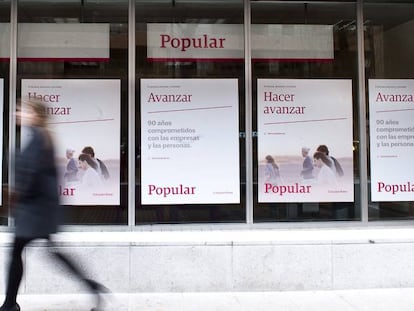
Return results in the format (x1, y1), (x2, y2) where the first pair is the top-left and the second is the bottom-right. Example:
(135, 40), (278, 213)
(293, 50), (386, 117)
(21, 79), (120, 205)
(258, 79), (354, 203)
(141, 79), (240, 205)
(369, 79), (414, 201)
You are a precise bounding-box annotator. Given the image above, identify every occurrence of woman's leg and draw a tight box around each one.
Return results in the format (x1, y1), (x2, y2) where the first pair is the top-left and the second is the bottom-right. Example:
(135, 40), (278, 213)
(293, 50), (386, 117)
(47, 239), (87, 279)
(47, 239), (109, 310)
(1, 237), (33, 308)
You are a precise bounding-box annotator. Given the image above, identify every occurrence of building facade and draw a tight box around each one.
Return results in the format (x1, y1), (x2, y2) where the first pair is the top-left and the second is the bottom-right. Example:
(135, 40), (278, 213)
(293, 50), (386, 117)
(0, 0), (414, 294)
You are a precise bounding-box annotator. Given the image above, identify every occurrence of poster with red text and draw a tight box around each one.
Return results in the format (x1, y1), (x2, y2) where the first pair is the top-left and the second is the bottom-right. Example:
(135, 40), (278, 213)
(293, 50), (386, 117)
(258, 79), (354, 203)
(141, 79), (240, 205)
(21, 79), (120, 205)
(369, 79), (414, 201)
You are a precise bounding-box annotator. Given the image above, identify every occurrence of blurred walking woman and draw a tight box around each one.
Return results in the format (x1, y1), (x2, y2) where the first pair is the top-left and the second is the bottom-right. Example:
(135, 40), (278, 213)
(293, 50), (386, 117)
(0, 99), (107, 311)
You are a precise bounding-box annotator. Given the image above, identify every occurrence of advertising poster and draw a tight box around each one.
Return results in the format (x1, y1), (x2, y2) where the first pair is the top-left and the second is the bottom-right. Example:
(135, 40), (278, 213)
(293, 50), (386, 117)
(21, 79), (120, 205)
(369, 79), (414, 201)
(258, 79), (354, 203)
(141, 79), (240, 205)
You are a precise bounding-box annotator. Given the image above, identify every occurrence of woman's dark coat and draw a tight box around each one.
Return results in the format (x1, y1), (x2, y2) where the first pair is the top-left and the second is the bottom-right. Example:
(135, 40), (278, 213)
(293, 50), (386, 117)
(14, 126), (61, 238)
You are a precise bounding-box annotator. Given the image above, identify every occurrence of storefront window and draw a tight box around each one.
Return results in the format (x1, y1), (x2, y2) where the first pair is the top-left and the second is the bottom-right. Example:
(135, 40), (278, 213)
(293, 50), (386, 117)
(0, 0), (10, 226)
(1, 0), (412, 228)
(365, 1), (414, 220)
(135, 0), (246, 224)
(252, 2), (360, 222)
(16, 0), (129, 225)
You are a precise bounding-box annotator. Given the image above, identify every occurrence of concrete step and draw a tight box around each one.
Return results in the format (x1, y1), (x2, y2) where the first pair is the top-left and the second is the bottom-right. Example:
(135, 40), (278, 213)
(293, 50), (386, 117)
(3, 288), (414, 311)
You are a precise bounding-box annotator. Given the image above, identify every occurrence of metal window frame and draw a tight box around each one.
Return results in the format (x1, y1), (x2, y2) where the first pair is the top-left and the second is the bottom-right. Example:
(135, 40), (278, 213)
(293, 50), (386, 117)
(7, 0), (18, 227)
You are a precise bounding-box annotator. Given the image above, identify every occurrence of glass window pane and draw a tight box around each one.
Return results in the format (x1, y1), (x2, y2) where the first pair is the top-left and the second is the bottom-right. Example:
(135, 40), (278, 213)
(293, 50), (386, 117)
(0, 0), (10, 226)
(365, 2), (414, 220)
(135, 0), (246, 224)
(17, 0), (129, 225)
(252, 2), (360, 222)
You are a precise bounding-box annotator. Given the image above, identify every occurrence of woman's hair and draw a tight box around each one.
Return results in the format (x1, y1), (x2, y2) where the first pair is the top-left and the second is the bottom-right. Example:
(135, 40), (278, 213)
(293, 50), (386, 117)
(19, 98), (54, 150)
(82, 146), (95, 157)
(78, 153), (98, 170)
(265, 155), (279, 169)
(21, 98), (49, 128)
(316, 145), (329, 155)
(313, 151), (331, 167)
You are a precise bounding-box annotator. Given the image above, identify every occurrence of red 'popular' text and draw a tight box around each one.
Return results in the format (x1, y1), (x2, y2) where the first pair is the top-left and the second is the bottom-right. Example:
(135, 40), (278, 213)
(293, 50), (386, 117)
(160, 34), (226, 52)
(148, 184), (196, 197)
(264, 183), (311, 196)
(377, 181), (414, 194)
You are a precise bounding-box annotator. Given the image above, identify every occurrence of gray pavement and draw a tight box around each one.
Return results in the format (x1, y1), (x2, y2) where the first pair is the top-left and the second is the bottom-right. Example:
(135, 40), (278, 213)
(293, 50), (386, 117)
(3, 288), (414, 310)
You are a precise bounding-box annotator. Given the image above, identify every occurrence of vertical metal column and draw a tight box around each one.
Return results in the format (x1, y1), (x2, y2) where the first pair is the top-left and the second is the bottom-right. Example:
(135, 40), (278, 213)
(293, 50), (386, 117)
(244, 0), (253, 224)
(357, 0), (369, 222)
(8, 0), (18, 227)
(128, 0), (136, 227)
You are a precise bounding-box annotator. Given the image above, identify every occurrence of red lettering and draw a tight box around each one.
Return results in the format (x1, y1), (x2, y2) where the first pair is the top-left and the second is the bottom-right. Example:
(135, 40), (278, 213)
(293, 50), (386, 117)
(159, 34), (226, 52)
(171, 38), (180, 48)
(148, 184), (196, 197)
(264, 92), (295, 102)
(28, 92), (60, 103)
(264, 183), (311, 196)
(377, 181), (414, 194)
(160, 34), (171, 48)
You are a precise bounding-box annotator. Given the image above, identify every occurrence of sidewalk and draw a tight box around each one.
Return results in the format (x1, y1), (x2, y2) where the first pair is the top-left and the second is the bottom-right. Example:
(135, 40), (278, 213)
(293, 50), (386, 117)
(4, 288), (414, 311)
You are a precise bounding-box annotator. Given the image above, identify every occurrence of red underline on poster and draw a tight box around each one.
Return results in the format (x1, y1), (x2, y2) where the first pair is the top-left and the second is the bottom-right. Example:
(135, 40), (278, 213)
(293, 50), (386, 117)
(147, 58), (333, 63)
(377, 108), (414, 113)
(252, 58), (334, 63)
(0, 57), (110, 62)
(264, 117), (347, 125)
(48, 118), (114, 125)
(148, 57), (244, 63)
(148, 105), (232, 114)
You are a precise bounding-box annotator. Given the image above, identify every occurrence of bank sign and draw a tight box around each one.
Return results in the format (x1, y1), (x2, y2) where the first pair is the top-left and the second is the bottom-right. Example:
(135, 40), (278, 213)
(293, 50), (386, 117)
(147, 23), (333, 62)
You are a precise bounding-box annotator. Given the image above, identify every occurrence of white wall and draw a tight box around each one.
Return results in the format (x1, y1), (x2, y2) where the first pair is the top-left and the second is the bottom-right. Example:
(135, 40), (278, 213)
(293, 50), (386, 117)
(1, 229), (414, 294)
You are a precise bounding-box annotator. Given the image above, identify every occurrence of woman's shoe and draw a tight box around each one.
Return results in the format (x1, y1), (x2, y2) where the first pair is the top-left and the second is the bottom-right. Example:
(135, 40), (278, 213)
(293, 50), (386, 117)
(85, 279), (110, 311)
(0, 303), (20, 311)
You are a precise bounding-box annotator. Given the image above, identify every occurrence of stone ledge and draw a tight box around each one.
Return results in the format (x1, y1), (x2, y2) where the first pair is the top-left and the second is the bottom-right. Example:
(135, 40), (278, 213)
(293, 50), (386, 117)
(2, 227), (414, 246)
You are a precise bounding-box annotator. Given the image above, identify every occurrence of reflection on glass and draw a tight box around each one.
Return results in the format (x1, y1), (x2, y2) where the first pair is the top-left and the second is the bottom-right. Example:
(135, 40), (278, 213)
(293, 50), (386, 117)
(135, 0), (246, 224)
(252, 2), (360, 222)
(365, 2), (414, 220)
(16, 0), (129, 225)
(0, 0), (10, 226)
